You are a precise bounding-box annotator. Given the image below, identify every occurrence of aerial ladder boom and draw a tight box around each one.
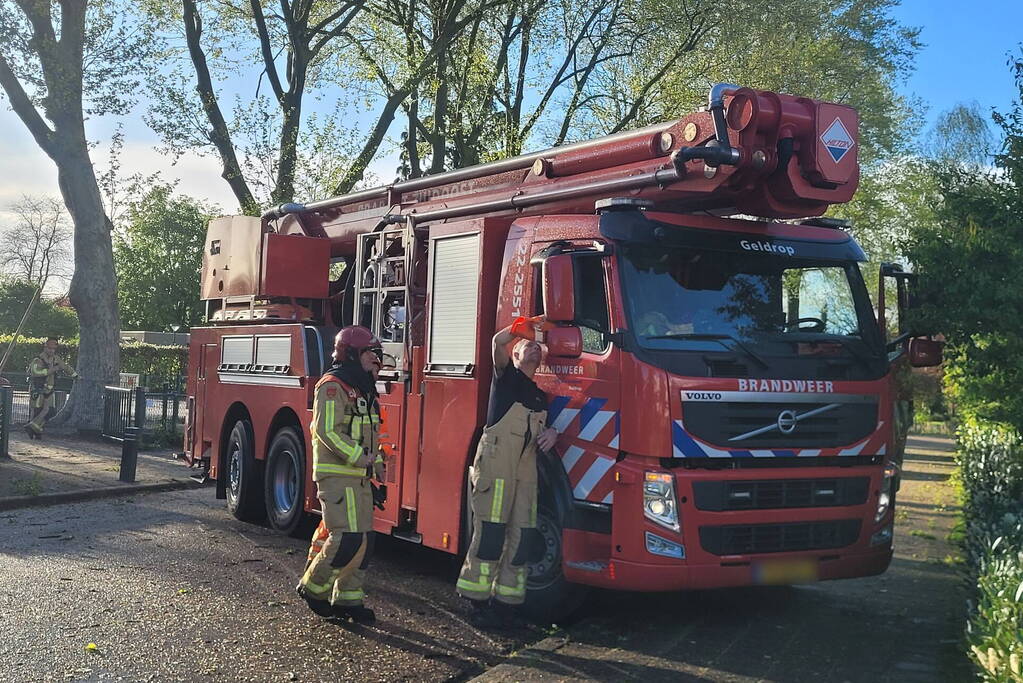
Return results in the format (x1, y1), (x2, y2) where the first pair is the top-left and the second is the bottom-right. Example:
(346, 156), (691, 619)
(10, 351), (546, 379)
(199, 84), (859, 322)
(265, 83), (859, 256)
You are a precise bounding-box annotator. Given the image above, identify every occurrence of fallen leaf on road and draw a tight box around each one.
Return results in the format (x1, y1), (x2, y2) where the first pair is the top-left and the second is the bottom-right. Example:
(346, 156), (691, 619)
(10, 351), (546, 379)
(84, 642), (99, 653)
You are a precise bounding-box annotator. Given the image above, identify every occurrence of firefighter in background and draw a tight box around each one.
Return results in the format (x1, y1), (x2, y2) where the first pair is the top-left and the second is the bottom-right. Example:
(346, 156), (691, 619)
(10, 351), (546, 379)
(457, 316), (559, 626)
(296, 326), (386, 624)
(25, 336), (77, 439)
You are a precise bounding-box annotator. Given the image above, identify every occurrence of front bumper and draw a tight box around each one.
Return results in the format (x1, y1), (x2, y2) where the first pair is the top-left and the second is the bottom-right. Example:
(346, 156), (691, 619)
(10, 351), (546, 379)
(561, 459), (896, 592)
(564, 539), (893, 592)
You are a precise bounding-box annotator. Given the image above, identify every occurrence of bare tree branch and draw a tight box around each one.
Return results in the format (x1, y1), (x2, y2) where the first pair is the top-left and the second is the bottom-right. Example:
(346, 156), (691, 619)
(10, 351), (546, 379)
(182, 0), (257, 211)
(0, 54), (56, 155)
(250, 0), (286, 102)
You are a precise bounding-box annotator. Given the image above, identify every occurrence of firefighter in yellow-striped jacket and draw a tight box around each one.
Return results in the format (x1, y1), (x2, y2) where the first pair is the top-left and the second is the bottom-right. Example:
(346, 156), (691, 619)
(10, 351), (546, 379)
(296, 326), (385, 624)
(25, 336), (77, 439)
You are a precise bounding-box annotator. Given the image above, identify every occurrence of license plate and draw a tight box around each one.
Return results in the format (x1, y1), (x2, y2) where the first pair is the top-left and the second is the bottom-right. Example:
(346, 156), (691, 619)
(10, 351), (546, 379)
(753, 558), (818, 585)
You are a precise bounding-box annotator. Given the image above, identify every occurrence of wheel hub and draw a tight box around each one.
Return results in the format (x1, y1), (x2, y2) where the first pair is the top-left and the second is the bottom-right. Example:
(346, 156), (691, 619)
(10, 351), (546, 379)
(228, 445), (241, 494)
(272, 448), (298, 515)
(528, 510), (562, 590)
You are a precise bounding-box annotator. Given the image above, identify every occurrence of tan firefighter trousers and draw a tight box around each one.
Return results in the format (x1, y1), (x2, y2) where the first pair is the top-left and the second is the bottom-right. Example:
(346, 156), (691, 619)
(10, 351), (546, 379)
(27, 389), (54, 435)
(457, 403), (546, 605)
(299, 475), (374, 607)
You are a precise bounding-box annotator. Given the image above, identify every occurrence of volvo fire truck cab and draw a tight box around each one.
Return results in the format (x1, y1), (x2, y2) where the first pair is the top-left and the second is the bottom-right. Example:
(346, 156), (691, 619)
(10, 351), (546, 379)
(183, 84), (942, 619)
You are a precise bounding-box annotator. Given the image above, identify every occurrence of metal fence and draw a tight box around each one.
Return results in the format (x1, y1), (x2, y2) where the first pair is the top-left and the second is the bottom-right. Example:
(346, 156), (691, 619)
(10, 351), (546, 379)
(0, 373), (185, 448)
(142, 385), (187, 442)
(103, 386), (145, 442)
(102, 384), (186, 447)
(6, 389), (69, 425)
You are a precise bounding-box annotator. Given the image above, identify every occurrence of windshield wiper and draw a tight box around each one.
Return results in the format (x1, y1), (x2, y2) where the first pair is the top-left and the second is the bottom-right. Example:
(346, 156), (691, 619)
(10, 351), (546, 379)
(644, 333), (769, 369)
(770, 331), (876, 367)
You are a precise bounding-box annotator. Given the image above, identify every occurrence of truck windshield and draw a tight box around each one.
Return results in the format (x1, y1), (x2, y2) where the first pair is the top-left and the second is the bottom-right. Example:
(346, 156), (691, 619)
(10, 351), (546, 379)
(620, 244), (880, 358)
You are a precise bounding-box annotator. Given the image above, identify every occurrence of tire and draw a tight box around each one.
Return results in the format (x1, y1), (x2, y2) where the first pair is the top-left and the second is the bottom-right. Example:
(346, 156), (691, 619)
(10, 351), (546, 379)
(264, 427), (307, 536)
(225, 419), (263, 521)
(523, 499), (588, 623)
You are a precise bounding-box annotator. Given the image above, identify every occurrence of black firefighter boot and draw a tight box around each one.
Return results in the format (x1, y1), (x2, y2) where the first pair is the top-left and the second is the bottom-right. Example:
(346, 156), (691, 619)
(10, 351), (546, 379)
(295, 584), (334, 618)
(466, 598), (504, 630)
(331, 604), (376, 624)
(491, 600), (530, 629)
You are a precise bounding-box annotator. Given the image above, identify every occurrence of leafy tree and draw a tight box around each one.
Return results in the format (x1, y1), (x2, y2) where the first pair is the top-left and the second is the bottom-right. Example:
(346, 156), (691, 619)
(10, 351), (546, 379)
(145, 0), (424, 209)
(387, 0), (921, 179)
(0, 0), (152, 429)
(552, 0), (921, 164)
(0, 278), (78, 339)
(925, 102), (996, 166)
(113, 185), (215, 332)
(905, 50), (1023, 430)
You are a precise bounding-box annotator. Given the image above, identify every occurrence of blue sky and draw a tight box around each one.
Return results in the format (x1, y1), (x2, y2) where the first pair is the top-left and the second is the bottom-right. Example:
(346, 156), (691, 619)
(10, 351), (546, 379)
(892, 0), (1022, 130)
(1, 1), (1022, 217)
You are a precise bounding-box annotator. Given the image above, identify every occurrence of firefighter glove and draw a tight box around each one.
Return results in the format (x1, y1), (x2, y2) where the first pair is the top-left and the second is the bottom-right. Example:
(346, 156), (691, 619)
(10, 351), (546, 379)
(510, 315), (553, 341)
(371, 483), (387, 510)
(373, 458), (386, 483)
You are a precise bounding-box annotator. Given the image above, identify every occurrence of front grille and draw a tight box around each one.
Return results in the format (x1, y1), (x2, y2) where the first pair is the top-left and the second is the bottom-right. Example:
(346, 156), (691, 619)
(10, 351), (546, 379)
(699, 519), (861, 555)
(692, 477), (869, 511)
(683, 400), (877, 448)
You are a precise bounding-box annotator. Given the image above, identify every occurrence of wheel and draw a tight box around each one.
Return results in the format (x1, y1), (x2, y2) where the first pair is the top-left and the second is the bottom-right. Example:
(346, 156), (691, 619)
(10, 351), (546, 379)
(523, 500), (588, 623)
(225, 419), (263, 521)
(264, 427), (307, 536)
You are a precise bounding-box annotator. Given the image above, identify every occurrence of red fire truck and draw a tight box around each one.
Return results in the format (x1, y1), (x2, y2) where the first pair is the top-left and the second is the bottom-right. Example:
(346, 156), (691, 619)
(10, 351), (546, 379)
(183, 84), (941, 618)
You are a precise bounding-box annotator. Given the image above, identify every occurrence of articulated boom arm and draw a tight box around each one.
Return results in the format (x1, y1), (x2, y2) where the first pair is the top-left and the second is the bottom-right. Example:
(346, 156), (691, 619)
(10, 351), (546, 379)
(268, 84), (859, 256)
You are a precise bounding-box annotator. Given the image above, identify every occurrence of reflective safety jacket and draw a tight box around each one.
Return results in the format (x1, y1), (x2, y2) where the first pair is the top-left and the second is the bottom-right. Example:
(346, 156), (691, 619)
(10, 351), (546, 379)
(28, 354), (72, 393)
(311, 374), (381, 481)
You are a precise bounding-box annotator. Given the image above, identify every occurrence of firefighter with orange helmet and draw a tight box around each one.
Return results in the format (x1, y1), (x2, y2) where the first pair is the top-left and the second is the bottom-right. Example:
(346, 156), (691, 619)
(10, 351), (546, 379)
(296, 325), (386, 623)
(457, 316), (558, 626)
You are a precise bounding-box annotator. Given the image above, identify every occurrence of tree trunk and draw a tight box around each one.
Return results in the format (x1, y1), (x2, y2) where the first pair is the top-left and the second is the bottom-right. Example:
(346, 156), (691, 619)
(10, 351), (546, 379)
(53, 145), (120, 432)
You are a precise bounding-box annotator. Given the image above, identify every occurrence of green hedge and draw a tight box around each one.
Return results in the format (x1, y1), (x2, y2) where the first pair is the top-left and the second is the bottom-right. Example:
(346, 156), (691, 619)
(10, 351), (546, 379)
(0, 335), (187, 384)
(956, 422), (1023, 681)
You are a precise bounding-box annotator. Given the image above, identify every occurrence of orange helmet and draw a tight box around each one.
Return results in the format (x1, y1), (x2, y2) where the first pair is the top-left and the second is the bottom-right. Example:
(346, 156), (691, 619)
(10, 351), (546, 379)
(332, 325), (382, 364)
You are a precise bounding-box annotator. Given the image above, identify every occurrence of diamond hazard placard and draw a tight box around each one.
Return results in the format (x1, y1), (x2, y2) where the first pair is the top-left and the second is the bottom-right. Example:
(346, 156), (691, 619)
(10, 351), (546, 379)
(820, 117), (854, 163)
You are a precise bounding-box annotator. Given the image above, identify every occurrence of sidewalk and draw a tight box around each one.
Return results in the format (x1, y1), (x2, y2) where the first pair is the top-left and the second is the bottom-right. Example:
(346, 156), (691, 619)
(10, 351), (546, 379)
(0, 430), (197, 511)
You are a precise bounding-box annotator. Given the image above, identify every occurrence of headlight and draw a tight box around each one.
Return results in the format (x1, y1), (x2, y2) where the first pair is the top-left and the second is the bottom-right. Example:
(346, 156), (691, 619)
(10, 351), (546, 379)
(644, 471), (679, 532)
(875, 464), (898, 522)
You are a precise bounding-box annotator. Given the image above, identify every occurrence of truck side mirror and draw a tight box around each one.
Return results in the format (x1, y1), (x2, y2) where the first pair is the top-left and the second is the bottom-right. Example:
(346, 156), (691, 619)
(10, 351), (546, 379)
(543, 255), (576, 323)
(908, 337), (943, 368)
(877, 262), (918, 343)
(546, 326), (582, 359)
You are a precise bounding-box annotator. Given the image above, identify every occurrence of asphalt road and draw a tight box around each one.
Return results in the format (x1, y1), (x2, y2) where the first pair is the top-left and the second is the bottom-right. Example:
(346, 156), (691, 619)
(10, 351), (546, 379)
(0, 488), (529, 682)
(477, 434), (973, 682)
(0, 434), (972, 682)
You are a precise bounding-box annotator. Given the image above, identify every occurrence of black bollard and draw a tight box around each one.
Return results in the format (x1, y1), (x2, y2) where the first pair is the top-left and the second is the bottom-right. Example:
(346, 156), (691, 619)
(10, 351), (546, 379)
(119, 426), (139, 483)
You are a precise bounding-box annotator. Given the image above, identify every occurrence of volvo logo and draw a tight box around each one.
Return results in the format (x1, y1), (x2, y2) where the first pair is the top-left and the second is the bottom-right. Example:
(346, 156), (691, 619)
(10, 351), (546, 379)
(727, 403), (843, 442)
(776, 410), (798, 434)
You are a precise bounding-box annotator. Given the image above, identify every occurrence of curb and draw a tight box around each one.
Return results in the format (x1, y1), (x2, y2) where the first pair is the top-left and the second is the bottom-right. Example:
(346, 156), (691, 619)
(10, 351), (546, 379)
(470, 634), (571, 681)
(0, 479), (197, 512)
